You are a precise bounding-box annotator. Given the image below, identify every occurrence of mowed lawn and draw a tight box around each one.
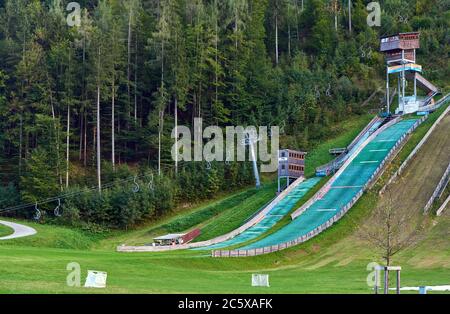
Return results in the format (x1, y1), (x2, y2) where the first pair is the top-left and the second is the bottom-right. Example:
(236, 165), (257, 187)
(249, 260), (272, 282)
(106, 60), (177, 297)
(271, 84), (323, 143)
(0, 214), (448, 294)
(0, 223), (13, 237)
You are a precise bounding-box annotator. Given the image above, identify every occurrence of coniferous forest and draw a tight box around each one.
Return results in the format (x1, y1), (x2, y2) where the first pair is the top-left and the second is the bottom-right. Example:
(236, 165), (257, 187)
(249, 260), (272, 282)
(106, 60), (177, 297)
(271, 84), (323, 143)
(0, 0), (448, 230)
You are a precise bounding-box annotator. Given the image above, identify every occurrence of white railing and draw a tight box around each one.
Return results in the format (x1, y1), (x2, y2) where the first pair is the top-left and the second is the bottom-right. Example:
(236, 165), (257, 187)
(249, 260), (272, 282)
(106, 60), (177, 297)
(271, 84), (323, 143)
(424, 162), (450, 214)
(419, 93), (450, 113)
(436, 195), (450, 216)
(213, 118), (426, 258)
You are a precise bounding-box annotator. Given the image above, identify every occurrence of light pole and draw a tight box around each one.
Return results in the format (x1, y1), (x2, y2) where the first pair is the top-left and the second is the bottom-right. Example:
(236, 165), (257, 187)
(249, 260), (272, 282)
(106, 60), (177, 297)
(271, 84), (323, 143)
(242, 134), (261, 189)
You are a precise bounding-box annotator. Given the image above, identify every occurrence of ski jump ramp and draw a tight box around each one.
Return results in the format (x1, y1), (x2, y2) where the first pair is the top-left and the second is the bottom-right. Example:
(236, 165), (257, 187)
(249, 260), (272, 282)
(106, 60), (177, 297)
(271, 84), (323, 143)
(117, 175), (319, 252)
(213, 118), (424, 257)
(118, 116), (424, 255)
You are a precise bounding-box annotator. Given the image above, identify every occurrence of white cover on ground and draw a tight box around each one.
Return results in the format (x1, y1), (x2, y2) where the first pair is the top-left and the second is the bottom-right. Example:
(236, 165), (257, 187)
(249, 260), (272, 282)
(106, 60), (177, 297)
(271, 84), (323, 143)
(252, 274), (270, 287)
(84, 270), (108, 288)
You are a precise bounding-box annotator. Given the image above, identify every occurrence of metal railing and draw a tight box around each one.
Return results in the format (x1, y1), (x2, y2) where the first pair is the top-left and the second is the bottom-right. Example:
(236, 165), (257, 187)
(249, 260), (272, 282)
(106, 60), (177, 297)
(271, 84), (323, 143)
(436, 195), (450, 216)
(419, 92), (450, 113)
(212, 118), (426, 258)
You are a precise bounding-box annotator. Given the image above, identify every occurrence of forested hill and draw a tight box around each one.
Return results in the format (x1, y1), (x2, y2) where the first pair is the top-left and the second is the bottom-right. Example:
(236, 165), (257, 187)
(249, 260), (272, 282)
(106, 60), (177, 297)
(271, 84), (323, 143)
(0, 1), (448, 229)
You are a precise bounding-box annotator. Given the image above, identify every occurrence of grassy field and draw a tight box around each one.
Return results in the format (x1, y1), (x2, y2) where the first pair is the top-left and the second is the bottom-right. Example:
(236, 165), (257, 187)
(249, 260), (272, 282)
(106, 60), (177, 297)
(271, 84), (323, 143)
(0, 223), (13, 237)
(0, 110), (449, 294)
(0, 211), (448, 293)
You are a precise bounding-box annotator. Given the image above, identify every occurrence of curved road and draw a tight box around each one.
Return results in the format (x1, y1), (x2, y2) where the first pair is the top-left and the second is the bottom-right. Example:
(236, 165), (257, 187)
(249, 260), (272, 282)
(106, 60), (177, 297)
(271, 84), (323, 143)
(0, 220), (37, 240)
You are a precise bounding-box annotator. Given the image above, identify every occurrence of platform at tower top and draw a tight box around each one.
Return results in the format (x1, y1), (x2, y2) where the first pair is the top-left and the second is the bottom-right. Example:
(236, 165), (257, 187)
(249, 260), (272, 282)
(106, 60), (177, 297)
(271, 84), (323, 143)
(380, 32), (420, 52)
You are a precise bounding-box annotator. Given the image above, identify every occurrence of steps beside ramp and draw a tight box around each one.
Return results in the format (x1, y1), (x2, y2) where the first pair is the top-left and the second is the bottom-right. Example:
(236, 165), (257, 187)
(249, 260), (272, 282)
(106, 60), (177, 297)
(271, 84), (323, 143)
(406, 72), (438, 94)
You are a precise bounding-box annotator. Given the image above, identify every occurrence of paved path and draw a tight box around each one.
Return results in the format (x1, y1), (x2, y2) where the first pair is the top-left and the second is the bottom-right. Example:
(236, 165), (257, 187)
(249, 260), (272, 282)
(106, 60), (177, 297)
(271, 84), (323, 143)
(0, 220), (37, 240)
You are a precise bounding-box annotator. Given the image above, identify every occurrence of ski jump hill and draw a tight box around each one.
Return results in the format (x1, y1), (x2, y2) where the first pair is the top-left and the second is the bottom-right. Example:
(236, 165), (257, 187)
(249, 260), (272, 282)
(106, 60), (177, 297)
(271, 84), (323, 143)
(118, 94), (450, 255)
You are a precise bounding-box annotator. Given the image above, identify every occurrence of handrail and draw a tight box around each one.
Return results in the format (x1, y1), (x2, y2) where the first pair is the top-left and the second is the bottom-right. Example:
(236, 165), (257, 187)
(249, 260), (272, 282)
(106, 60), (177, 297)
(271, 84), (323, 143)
(419, 93), (450, 113)
(347, 115), (382, 152)
(213, 117), (426, 257)
(436, 195), (450, 216)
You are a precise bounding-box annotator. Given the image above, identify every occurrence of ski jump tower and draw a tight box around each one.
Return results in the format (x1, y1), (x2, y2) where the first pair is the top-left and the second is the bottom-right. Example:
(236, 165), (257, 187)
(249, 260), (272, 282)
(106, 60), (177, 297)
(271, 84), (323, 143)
(380, 32), (438, 114)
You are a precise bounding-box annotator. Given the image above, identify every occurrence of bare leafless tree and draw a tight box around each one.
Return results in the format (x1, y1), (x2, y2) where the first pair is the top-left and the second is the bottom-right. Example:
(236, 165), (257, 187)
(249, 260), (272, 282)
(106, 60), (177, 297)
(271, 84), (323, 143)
(358, 187), (426, 266)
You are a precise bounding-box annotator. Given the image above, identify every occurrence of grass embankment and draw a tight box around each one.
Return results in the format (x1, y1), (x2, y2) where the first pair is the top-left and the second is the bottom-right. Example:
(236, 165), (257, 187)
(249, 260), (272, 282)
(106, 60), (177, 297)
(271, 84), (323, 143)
(0, 211), (448, 293)
(374, 101), (450, 190)
(0, 219), (105, 250)
(304, 114), (373, 177)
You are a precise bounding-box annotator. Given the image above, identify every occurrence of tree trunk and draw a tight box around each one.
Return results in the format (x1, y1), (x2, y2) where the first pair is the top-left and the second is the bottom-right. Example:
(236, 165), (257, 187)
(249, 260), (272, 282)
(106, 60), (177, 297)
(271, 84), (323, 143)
(158, 42), (165, 177)
(48, 78), (63, 190)
(83, 111), (87, 167)
(79, 110), (83, 161)
(96, 47), (102, 193)
(112, 81), (115, 171)
(275, 13), (279, 65)
(66, 103), (70, 188)
(127, 9), (132, 122)
(174, 97), (178, 175)
(134, 33), (138, 123)
(97, 84), (101, 193)
(334, 1), (338, 31)
(19, 113), (23, 177)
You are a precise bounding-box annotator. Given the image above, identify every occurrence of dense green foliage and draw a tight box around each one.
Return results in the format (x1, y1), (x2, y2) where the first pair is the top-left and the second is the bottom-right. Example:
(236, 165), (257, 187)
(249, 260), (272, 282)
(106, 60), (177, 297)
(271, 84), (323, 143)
(0, 0), (448, 229)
